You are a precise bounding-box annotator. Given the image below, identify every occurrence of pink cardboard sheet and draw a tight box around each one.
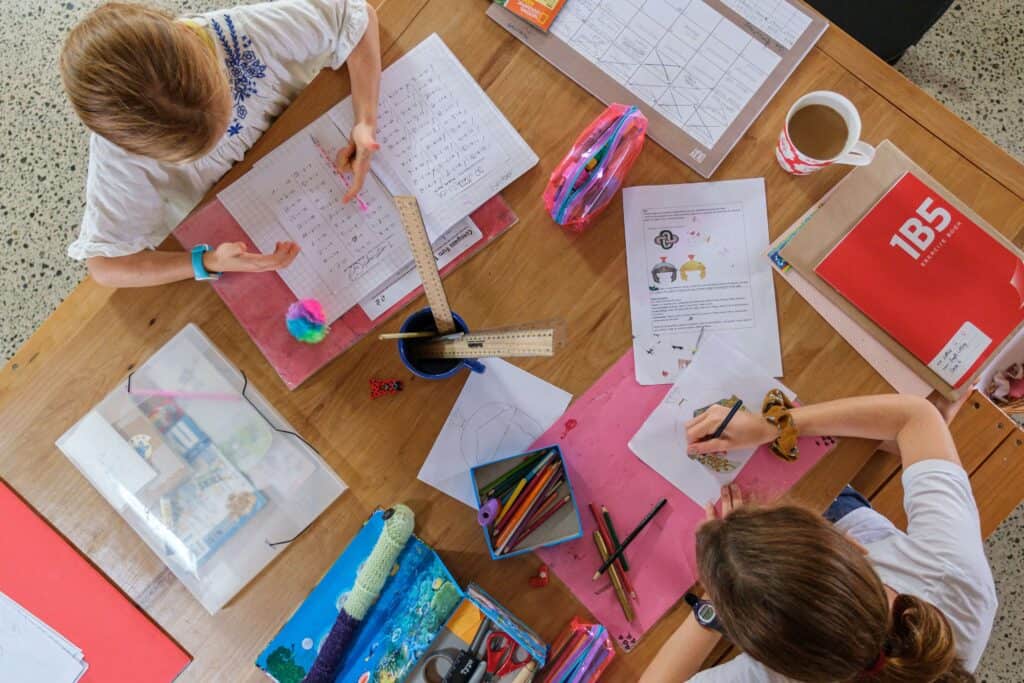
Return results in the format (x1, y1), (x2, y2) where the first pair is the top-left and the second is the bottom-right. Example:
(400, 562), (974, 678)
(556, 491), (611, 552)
(174, 196), (517, 389)
(533, 352), (837, 651)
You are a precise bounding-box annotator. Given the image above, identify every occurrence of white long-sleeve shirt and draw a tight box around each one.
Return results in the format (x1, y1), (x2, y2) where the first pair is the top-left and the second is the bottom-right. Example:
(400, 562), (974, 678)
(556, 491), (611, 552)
(68, 0), (368, 260)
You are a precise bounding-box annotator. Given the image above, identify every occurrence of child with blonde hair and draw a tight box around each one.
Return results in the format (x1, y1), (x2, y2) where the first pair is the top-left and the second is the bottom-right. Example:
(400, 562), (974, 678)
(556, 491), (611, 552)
(60, 0), (380, 286)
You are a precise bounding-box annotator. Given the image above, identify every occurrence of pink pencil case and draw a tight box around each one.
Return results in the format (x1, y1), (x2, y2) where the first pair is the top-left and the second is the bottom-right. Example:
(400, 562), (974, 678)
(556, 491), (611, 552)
(544, 103), (648, 232)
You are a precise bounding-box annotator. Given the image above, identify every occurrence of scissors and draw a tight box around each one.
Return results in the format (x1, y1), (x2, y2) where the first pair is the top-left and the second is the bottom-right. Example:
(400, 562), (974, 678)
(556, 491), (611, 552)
(482, 631), (532, 682)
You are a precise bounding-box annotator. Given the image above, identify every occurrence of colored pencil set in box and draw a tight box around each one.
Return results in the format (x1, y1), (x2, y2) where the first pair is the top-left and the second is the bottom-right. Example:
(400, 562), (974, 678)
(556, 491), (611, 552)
(472, 446), (582, 559)
(538, 617), (614, 683)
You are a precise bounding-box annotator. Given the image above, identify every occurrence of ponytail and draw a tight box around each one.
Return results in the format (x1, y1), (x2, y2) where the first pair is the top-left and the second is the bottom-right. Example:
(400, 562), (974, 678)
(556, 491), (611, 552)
(695, 504), (977, 682)
(873, 594), (974, 682)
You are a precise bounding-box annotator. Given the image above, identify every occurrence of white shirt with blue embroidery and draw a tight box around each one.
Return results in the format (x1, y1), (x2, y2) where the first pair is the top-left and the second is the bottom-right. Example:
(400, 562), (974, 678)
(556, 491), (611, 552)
(68, 0), (369, 260)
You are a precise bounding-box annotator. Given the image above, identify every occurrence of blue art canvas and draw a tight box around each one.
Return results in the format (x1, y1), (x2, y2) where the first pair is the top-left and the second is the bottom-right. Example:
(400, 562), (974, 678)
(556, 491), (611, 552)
(257, 510), (463, 683)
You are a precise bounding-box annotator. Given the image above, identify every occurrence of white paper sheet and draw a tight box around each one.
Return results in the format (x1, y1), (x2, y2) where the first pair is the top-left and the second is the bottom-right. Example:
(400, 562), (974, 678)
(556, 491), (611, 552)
(328, 33), (538, 236)
(417, 359), (572, 508)
(58, 412), (158, 510)
(219, 124), (413, 322)
(624, 178), (782, 385)
(629, 334), (795, 506)
(0, 592), (87, 683)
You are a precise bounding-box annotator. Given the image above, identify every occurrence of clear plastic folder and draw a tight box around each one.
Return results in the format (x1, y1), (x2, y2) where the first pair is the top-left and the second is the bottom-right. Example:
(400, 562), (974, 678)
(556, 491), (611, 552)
(56, 324), (346, 613)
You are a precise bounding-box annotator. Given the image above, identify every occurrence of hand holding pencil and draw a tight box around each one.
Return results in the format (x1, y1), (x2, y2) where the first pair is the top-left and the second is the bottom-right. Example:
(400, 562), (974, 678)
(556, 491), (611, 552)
(685, 401), (777, 456)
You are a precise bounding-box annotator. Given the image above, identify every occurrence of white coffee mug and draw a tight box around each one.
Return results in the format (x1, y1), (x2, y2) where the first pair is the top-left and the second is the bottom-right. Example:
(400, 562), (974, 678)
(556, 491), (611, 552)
(776, 91), (875, 175)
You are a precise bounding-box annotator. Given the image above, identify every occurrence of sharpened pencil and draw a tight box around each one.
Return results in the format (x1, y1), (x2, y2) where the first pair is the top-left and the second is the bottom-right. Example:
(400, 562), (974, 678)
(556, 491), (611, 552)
(507, 495), (571, 552)
(590, 504), (637, 602)
(593, 531), (634, 622)
(601, 505), (629, 571)
(709, 399), (743, 439)
(593, 498), (667, 580)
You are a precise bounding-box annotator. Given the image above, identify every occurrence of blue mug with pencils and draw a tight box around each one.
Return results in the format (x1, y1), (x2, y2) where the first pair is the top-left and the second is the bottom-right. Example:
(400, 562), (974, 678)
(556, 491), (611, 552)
(398, 307), (485, 380)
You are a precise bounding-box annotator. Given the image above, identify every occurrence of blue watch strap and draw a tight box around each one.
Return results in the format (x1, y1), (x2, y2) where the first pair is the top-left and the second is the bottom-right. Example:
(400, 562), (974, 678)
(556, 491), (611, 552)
(191, 244), (220, 281)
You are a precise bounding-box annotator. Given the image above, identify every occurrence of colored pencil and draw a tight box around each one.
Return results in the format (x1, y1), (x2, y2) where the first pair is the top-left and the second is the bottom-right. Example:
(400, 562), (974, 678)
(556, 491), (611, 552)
(593, 498), (668, 580)
(493, 454), (558, 537)
(601, 505), (629, 571)
(708, 399), (743, 439)
(495, 462), (559, 552)
(494, 478), (528, 529)
(496, 462), (559, 552)
(481, 449), (549, 497)
(593, 532), (634, 623)
(589, 504), (637, 602)
(485, 451), (543, 494)
(507, 495), (571, 552)
(540, 631), (587, 683)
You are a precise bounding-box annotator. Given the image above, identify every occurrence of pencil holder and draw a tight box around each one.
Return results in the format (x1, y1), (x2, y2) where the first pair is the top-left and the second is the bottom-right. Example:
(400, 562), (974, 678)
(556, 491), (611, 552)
(471, 445), (583, 560)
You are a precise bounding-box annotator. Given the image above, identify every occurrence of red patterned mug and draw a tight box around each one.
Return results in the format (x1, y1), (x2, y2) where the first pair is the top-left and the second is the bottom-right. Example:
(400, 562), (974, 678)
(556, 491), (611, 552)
(776, 91), (875, 175)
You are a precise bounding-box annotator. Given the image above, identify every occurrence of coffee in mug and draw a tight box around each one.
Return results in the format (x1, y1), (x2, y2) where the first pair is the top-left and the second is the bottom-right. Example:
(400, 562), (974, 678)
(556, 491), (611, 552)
(776, 91), (875, 175)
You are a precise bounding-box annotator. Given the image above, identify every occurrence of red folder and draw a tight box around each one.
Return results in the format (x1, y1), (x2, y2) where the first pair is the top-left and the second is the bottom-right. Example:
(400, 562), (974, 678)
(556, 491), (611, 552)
(815, 172), (1024, 387)
(0, 481), (191, 682)
(174, 196), (517, 389)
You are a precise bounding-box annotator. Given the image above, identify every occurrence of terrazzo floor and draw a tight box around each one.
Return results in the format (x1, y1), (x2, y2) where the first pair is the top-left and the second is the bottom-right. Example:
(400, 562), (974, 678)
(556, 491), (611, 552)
(1, 1), (1021, 679)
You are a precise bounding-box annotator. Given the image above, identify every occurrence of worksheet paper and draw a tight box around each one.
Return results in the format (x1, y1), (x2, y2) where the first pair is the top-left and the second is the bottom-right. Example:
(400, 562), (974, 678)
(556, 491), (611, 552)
(0, 592), (87, 683)
(328, 33), (538, 234)
(219, 122), (413, 322)
(417, 359), (573, 507)
(628, 334), (795, 506)
(624, 178), (782, 385)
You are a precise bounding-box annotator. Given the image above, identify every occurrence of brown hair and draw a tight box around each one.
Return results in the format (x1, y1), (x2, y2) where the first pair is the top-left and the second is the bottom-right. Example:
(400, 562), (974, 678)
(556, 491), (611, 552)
(697, 504), (974, 682)
(59, 2), (232, 163)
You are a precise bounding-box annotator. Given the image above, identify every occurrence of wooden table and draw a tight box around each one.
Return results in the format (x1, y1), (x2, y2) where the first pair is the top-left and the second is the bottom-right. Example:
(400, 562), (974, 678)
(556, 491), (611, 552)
(4, 1), (1024, 680)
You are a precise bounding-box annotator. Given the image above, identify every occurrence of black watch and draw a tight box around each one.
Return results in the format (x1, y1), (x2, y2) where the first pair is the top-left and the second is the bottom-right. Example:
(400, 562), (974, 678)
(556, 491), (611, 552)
(685, 592), (724, 633)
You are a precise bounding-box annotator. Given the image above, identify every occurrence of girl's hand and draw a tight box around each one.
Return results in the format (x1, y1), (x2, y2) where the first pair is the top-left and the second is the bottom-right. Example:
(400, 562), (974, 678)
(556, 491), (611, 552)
(685, 404), (777, 456)
(204, 241), (299, 273)
(704, 484), (743, 521)
(336, 122), (380, 203)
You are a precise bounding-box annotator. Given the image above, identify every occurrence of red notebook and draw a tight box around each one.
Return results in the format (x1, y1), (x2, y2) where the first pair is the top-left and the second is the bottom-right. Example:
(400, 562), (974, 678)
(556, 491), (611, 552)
(815, 172), (1024, 387)
(0, 481), (191, 681)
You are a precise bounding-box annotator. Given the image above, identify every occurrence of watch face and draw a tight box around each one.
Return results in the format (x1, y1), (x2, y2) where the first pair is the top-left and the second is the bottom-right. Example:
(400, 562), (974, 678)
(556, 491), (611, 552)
(697, 603), (717, 623)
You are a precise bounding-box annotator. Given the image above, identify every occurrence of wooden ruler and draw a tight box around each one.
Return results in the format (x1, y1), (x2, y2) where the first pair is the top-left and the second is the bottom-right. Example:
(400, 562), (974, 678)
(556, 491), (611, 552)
(410, 328), (558, 359)
(393, 195), (456, 334)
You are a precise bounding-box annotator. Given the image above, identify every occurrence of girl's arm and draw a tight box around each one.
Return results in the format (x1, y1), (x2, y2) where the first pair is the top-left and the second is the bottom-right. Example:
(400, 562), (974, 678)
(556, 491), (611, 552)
(687, 394), (960, 470)
(639, 614), (721, 683)
(336, 4), (381, 203)
(87, 241), (299, 288)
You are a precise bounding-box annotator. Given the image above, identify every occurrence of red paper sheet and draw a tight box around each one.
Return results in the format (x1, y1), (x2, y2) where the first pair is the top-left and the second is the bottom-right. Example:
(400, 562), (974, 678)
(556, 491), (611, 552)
(174, 196), (518, 389)
(533, 352), (837, 651)
(0, 481), (191, 681)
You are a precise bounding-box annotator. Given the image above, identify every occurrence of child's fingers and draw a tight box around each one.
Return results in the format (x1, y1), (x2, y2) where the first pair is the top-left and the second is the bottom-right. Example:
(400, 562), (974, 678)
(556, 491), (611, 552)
(343, 151), (373, 202)
(335, 143), (355, 172)
(685, 416), (718, 445)
(683, 411), (713, 430)
(703, 502), (716, 522)
(687, 437), (728, 456)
